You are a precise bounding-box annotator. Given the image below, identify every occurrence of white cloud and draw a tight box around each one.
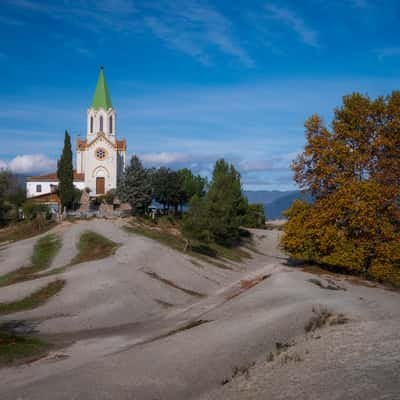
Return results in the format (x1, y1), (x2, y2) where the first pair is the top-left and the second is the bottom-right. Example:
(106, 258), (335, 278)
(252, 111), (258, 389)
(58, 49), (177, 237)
(239, 159), (275, 172)
(8, 0), (251, 67)
(144, 0), (253, 66)
(141, 152), (193, 165)
(264, 4), (319, 47)
(1, 154), (56, 174)
(138, 152), (221, 174)
(6, 0), (138, 34)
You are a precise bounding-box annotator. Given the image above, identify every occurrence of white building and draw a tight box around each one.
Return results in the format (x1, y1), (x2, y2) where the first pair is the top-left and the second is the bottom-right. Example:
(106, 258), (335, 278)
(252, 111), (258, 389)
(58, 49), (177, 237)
(27, 67), (126, 198)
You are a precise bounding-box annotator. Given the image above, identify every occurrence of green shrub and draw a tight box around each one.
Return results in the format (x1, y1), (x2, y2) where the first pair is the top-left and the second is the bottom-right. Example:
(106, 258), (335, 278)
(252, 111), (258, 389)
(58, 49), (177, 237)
(242, 203), (266, 228)
(22, 202), (48, 221)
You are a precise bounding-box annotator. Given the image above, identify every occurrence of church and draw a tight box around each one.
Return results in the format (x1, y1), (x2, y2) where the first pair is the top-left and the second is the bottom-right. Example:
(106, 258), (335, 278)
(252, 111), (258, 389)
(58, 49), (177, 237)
(27, 67), (126, 200)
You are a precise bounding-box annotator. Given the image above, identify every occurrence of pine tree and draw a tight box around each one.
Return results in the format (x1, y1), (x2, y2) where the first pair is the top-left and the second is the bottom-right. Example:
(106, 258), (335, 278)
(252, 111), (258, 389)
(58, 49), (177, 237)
(117, 155), (152, 215)
(177, 168), (207, 211)
(206, 159), (246, 246)
(152, 167), (181, 212)
(57, 131), (74, 210)
(181, 195), (210, 245)
(181, 159), (248, 247)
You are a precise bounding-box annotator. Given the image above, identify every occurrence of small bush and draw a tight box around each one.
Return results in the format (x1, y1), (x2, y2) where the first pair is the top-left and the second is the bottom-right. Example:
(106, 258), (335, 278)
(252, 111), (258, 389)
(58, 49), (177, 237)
(104, 189), (116, 205)
(22, 202), (48, 221)
(304, 305), (348, 333)
(242, 203), (266, 228)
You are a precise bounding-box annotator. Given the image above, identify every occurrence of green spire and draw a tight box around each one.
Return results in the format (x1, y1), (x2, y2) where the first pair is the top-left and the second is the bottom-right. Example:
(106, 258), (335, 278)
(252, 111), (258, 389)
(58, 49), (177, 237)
(91, 66), (112, 110)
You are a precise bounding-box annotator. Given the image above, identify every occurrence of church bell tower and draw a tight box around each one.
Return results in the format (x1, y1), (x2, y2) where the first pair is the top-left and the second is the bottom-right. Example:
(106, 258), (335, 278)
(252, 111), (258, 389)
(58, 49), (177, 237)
(76, 67), (126, 196)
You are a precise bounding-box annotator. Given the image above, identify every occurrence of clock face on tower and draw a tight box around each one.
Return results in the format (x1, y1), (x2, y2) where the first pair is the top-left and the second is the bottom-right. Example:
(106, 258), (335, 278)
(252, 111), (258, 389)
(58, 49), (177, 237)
(95, 147), (107, 160)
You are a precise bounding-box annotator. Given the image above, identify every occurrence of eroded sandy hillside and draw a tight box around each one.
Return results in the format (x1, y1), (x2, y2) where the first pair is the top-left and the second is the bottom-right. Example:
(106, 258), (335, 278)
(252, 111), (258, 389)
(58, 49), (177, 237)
(0, 219), (399, 400)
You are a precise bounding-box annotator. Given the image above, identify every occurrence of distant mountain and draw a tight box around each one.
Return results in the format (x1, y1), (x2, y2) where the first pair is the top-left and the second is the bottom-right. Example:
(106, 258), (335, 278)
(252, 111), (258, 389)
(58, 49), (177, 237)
(244, 190), (298, 205)
(244, 190), (312, 220)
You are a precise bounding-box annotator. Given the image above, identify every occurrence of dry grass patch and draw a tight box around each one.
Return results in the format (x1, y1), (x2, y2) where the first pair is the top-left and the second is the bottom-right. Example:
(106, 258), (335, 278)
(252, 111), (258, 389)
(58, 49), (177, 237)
(161, 319), (210, 338)
(304, 305), (349, 333)
(71, 231), (119, 265)
(280, 351), (303, 364)
(154, 299), (175, 308)
(144, 270), (206, 298)
(0, 219), (56, 244)
(144, 319), (212, 345)
(308, 278), (345, 291)
(0, 279), (65, 316)
(221, 361), (256, 385)
(226, 274), (270, 300)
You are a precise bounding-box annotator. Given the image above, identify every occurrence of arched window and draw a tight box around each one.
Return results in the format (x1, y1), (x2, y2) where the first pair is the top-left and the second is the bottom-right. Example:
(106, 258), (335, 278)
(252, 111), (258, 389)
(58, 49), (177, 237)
(99, 116), (103, 132)
(109, 116), (113, 134)
(90, 116), (93, 133)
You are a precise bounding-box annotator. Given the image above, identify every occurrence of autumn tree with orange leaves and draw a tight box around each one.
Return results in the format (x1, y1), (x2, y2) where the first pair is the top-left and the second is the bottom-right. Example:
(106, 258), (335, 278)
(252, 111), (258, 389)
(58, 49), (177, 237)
(282, 92), (400, 286)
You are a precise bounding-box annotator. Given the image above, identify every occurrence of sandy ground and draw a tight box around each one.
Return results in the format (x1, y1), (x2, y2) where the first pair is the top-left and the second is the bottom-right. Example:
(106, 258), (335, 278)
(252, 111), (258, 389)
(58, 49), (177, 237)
(0, 219), (399, 399)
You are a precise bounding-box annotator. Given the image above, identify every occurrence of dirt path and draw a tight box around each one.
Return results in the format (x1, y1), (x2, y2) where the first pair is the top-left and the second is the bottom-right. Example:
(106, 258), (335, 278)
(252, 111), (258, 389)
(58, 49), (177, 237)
(0, 220), (399, 400)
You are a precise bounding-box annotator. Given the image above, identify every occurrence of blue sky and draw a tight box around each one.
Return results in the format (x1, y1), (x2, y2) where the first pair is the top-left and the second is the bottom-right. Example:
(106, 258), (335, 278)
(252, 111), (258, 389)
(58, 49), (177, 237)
(1, 0), (400, 190)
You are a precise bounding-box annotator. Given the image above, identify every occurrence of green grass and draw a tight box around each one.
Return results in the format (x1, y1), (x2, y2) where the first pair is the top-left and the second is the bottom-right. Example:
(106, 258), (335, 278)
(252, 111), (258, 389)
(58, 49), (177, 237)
(0, 331), (49, 365)
(70, 231), (119, 265)
(31, 234), (61, 270)
(127, 223), (183, 251)
(0, 279), (65, 316)
(0, 234), (61, 288)
(125, 218), (250, 267)
(0, 232), (118, 288)
(208, 242), (251, 262)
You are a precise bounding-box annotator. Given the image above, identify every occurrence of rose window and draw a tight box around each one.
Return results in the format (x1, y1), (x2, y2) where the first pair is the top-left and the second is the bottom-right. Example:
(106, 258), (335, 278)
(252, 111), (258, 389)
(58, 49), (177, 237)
(95, 148), (107, 160)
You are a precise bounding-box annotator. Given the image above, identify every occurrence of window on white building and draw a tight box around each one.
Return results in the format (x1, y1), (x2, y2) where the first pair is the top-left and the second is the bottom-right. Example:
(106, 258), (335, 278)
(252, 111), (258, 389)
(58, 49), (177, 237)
(90, 116), (93, 133)
(100, 116), (103, 132)
(36, 184), (42, 193)
(109, 116), (113, 134)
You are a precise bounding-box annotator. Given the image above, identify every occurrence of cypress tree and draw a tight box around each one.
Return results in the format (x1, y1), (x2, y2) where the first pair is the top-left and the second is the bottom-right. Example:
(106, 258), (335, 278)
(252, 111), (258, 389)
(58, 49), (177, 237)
(57, 131), (74, 210)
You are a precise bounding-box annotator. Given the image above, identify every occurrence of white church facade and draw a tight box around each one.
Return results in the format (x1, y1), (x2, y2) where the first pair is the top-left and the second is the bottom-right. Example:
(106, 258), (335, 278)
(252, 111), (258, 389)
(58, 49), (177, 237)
(27, 67), (126, 198)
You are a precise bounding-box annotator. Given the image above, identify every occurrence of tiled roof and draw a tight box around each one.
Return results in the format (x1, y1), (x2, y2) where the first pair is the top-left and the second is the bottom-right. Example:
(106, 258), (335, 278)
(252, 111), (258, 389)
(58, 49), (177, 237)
(27, 171), (85, 182)
(30, 192), (61, 203)
(78, 134), (126, 151)
(117, 139), (126, 151)
(77, 138), (87, 150)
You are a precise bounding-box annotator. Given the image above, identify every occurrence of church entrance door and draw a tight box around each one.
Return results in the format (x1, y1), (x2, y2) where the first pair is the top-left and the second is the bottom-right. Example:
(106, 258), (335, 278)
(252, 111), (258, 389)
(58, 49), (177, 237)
(96, 177), (105, 195)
